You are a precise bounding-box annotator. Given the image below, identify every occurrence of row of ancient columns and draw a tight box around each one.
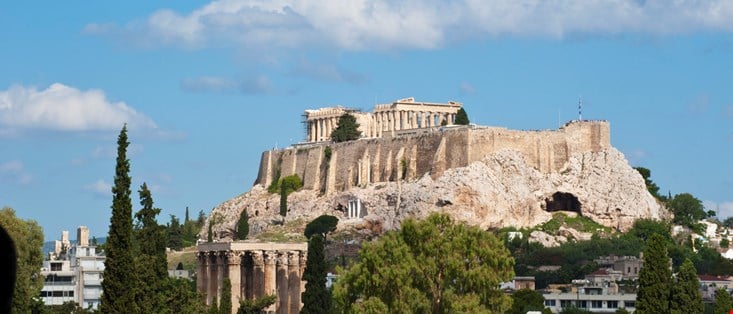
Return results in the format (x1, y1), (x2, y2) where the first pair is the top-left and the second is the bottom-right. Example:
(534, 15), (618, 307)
(197, 250), (306, 314)
(308, 116), (339, 142)
(366, 110), (456, 139)
(307, 110), (457, 142)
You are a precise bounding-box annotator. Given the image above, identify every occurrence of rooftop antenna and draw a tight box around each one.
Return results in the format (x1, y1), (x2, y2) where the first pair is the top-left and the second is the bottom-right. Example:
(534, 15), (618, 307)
(578, 96), (583, 121)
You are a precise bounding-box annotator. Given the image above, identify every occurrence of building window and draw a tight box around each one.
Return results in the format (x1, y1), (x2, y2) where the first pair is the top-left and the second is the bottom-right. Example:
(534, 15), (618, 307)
(560, 300), (573, 308)
(625, 301), (636, 308)
(578, 300), (588, 308)
(51, 262), (62, 271)
(545, 300), (556, 306)
(627, 266), (631, 273)
(634, 267), (638, 274)
(608, 301), (618, 308)
(591, 300), (602, 308)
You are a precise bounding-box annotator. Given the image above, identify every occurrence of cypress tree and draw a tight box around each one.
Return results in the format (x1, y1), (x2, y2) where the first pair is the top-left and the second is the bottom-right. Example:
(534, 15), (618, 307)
(101, 125), (139, 313)
(185, 206), (190, 223)
(330, 113), (361, 142)
(715, 288), (733, 314)
(220, 278), (233, 314)
(236, 210), (249, 240)
(301, 234), (330, 313)
(134, 183), (168, 312)
(636, 233), (672, 313)
(670, 258), (703, 313)
(454, 108), (470, 125)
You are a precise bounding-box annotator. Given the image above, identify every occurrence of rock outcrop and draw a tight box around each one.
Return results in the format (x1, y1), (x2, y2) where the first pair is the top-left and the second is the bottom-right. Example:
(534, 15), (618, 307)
(203, 147), (668, 241)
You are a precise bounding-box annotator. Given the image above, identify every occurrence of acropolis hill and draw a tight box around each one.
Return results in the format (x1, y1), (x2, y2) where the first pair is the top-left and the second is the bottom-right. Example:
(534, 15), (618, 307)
(205, 98), (668, 241)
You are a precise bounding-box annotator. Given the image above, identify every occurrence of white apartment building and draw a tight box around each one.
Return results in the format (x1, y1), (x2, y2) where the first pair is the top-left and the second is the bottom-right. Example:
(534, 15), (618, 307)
(40, 226), (105, 310)
(543, 281), (636, 313)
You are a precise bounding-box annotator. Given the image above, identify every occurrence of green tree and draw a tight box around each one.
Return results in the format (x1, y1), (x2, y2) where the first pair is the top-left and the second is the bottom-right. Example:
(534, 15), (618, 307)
(236, 210), (249, 240)
(715, 288), (733, 314)
(220, 278), (233, 314)
(237, 295), (276, 314)
(330, 113), (361, 142)
(164, 278), (207, 313)
(634, 167), (661, 198)
(0, 207), (44, 313)
(454, 107), (470, 125)
(279, 174), (302, 220)
(508, 289), (547, 314)
(301, 234), (330, 313)
(722, 238), (730, 249)
(134, 182), (168, 313)
(101, 125), (140, 313)
(669, 193), (706, 228)
(185, 206), (190, 223)
(304, 215), (338, 239)
(636, 233), (672, 313)
(168, 214), (183, 250)
(332, 213), (514, 313)
(670, 258), (703, 313)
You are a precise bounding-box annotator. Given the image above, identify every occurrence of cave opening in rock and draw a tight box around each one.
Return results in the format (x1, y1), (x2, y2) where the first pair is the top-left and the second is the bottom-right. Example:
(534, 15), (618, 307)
(544, 192), (582, 215)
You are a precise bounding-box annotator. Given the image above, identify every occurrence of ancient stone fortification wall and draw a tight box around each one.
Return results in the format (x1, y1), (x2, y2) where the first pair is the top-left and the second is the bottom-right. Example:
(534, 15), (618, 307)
(255, 120), (611, 194)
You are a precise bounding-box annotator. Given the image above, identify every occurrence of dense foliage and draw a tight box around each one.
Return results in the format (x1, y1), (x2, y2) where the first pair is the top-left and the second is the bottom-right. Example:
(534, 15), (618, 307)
(508, 289), (549, 314)
(220, 278), (233, 314)
(330, 113), (361, 142)
(236, 209), (249, 240)
(0, 207), (44, 313)
(332, 213), (514, 313)
(134, 183), (169, 312)
(301, 234), (330, 313)
(278, 174), (302, 219)
(304, 215), (338, 239)
(636, 233), (672, 313)
(668, 193), (707, 229)
(454, 107), (470, 125)
(101, 125), (139, 313)
(715, 288), (733, 314)
(237, 295), (276, 314)
(670, 258), (703, 314)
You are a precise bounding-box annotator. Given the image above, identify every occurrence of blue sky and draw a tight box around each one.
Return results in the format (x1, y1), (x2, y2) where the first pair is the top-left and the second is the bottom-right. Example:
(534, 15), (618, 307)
(1, 1), (732, 241)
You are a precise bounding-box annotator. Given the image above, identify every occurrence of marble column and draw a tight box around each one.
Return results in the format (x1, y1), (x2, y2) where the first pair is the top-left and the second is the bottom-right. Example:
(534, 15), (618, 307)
(411, 111), (417, 129)
(420, 112), (426, 128)
(244, 253), (254, 300)
(277, 252), (289, 314)
(264, 251), (277, 297)
(227, 251), (242, 314)
(288, 251), (301, 314)
(217, 252), (225, 304)
(207, 252), (218, 305)
(197, 252), (207, 298)
(252, 251), (265, 297)
(309, 121), (316, 142)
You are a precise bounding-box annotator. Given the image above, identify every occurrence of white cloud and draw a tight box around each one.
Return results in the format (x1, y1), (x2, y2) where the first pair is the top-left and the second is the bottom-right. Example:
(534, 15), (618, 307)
(85, 179), (112, 197)
(0, 160), (32, 185)
(704, 200), (733, 218)
(0, 83), (156, 132)
(85, 0), (733, 52)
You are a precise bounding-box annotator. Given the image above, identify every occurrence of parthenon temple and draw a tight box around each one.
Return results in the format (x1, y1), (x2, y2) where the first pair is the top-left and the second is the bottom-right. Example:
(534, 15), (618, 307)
(304, 97), (462, 142)
(197, 242), (308, 314)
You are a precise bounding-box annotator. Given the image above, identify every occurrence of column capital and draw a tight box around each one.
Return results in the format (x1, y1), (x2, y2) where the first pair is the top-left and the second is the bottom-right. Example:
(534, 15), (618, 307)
(227, 250), (243, 265)
(264, 251), (277, 265)
(287, 251), (300, 266)
(299, 251), (307, 266)
(252, 251), (264, 266)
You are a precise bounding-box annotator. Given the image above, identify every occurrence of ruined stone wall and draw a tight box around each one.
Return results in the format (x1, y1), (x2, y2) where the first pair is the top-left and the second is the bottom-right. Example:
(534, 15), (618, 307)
(255, 120), (611, 193)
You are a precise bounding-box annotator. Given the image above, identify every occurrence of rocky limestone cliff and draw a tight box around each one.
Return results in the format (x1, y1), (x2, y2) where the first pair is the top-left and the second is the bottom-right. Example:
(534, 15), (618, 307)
(203, 147), (668, 241)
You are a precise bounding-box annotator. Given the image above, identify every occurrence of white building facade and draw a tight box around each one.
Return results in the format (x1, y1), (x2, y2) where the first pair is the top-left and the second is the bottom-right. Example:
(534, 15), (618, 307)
(40, 226), (105, 310)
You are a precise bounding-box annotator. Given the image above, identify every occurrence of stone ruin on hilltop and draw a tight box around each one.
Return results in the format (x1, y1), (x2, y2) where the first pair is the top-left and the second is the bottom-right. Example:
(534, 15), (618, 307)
(203, 97), (669, 241)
